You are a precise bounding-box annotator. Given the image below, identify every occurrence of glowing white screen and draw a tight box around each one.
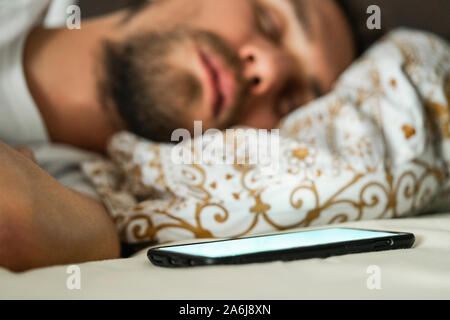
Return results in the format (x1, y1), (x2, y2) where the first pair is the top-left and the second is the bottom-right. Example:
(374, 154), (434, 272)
(156, 228), (396, 258)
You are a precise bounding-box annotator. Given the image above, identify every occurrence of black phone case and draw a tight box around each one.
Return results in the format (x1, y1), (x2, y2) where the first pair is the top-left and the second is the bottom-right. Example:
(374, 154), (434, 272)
(147, 228), (415, 268)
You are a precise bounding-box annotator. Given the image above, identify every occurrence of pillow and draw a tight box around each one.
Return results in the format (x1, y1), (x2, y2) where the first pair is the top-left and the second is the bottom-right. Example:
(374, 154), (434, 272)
(83, 29), (450, 244)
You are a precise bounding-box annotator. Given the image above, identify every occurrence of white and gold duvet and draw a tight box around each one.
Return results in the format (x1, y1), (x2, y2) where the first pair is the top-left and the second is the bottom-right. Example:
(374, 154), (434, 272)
(83, 29), (450, 244)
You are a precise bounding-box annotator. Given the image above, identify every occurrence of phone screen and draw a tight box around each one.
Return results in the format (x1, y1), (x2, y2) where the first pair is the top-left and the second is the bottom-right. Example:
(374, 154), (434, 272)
(155, 228), (397, 258)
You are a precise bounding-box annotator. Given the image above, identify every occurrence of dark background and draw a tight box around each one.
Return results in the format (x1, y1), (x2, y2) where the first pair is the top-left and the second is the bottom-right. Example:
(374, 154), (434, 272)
(77, 0), (450, 44)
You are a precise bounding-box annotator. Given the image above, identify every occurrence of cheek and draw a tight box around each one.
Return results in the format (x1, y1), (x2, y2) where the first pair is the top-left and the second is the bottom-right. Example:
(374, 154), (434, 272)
(303, 44), (339, 93)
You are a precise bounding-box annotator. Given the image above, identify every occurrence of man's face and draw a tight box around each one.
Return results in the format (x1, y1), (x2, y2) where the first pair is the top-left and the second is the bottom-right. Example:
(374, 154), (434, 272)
(103, 0), (354, 141)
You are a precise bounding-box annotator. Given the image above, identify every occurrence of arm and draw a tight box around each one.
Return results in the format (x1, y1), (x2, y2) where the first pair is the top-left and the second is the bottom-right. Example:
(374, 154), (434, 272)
(0, 141), (120, 272)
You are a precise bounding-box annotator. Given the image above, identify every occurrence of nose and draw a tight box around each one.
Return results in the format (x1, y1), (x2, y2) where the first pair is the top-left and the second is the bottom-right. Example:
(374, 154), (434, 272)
(239, 43), (282, 96)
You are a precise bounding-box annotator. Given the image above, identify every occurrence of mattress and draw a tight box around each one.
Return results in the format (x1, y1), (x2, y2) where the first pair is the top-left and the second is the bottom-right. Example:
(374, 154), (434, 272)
(1, 212), (449, 299)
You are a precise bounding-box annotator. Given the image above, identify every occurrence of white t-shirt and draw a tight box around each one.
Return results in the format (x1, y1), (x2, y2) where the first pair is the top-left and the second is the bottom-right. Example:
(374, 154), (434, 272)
(0, 0), (98, 197)
(0, 0), (50, 145)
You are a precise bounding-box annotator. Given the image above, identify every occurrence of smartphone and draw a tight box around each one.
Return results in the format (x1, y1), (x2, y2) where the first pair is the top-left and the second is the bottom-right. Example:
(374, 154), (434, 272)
(147, 227), (415, 268)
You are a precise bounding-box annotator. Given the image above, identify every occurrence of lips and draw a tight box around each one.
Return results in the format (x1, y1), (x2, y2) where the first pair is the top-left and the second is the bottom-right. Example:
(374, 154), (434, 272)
(199, 51), (224, 117)
(198, 48), (236, 119)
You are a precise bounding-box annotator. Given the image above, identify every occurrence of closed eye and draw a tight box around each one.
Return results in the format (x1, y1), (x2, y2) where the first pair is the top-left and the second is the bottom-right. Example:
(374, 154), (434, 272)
(255, 3), (284, 44)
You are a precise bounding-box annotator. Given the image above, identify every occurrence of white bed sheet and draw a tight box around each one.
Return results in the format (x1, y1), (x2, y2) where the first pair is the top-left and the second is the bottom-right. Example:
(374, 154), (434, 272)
(1, 212), (449, 300)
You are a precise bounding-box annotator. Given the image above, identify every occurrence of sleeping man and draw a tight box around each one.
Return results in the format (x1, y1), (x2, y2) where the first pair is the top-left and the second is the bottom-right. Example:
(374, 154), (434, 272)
(0, 0), (448, 271)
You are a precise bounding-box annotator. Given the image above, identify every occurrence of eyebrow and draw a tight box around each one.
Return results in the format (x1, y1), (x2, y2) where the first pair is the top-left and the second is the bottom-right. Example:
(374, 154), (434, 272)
(286, 0), (313, 36)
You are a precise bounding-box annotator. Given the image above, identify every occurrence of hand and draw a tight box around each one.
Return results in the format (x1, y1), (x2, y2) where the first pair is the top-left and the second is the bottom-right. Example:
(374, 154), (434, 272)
(0, 141), (120, 271)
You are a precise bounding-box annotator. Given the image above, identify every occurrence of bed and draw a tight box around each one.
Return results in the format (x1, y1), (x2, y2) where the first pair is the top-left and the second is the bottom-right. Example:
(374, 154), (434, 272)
(1, 29), (449, 300)
(1, 211), (449, 299)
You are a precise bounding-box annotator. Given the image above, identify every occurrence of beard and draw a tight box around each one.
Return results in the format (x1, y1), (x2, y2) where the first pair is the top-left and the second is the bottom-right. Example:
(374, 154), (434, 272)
(100, 28), (247, 143)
